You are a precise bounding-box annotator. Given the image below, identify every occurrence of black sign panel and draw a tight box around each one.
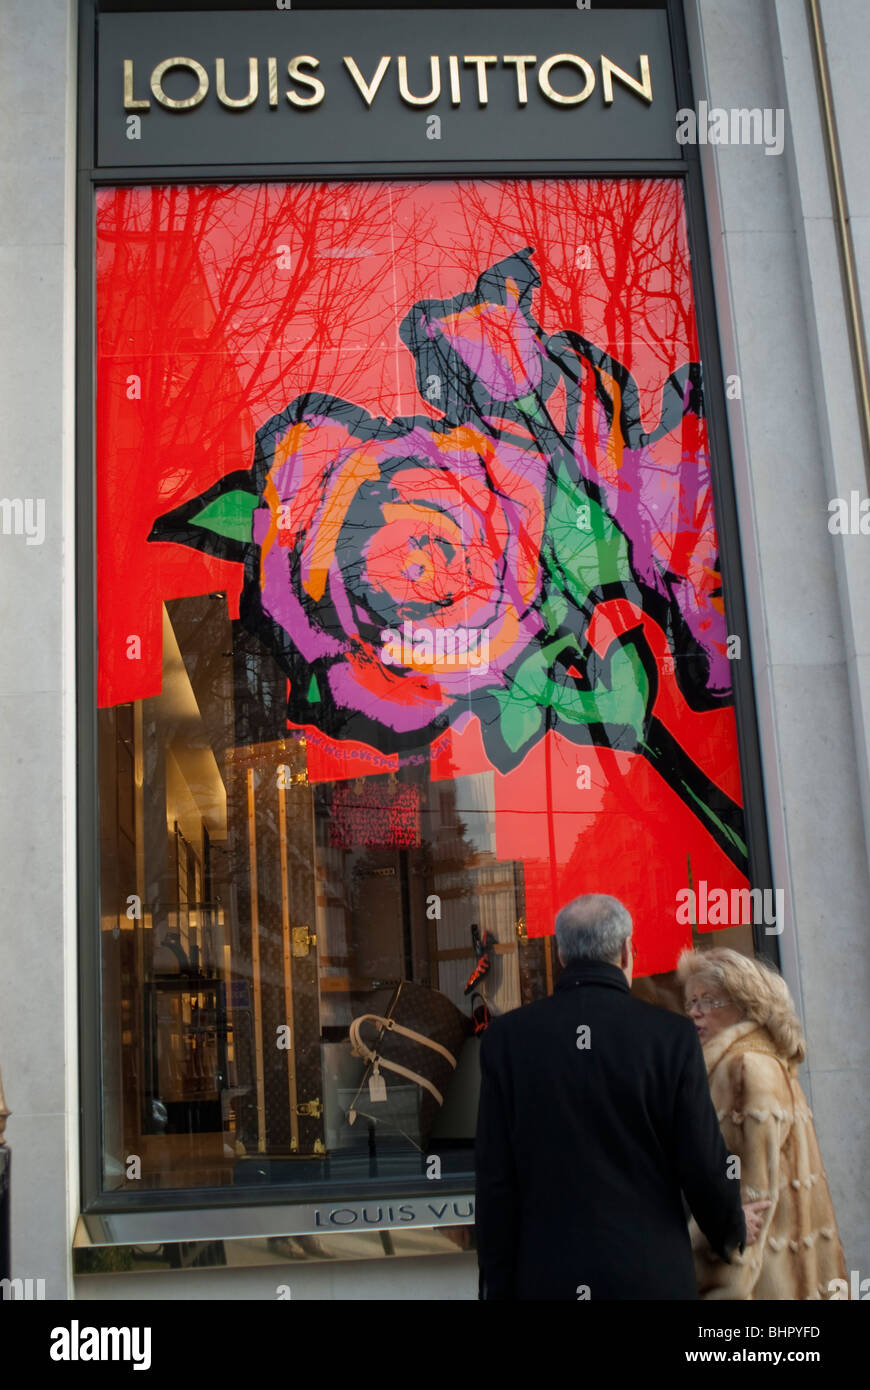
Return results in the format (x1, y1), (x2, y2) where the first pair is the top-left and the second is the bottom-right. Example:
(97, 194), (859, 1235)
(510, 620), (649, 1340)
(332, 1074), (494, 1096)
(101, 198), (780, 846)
(96, 8), (679, 167)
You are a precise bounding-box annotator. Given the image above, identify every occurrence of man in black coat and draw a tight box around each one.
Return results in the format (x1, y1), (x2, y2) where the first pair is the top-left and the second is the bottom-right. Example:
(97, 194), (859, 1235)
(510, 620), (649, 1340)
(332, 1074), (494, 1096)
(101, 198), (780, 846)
(475, 894), (766, 1300)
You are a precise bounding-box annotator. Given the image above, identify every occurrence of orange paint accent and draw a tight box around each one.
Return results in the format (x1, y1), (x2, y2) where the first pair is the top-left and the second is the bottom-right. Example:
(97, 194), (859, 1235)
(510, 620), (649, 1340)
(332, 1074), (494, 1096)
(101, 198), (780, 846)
(274, 419), (311, 470)
(304, 447), (380, 600)
(258, 475), (281, 589)
(603, 372), (626, 476)
(403, 549), (435, 585)
(380, 501), (462, 540)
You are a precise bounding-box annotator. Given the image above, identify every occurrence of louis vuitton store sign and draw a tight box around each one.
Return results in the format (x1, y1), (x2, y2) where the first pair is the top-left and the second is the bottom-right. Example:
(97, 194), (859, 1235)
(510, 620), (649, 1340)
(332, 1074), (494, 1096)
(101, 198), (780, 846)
(97, 8), (677, 164)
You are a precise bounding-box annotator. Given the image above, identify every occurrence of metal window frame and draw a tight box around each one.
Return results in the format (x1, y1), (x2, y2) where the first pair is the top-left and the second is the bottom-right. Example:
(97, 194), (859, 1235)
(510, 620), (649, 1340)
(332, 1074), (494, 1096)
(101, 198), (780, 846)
(75, 0), (778, 1244)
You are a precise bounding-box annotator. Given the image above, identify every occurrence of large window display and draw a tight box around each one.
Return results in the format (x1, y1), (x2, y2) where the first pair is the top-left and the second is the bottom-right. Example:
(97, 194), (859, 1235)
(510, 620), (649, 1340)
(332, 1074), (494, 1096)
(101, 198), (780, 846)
(96, 177), (755, 1195)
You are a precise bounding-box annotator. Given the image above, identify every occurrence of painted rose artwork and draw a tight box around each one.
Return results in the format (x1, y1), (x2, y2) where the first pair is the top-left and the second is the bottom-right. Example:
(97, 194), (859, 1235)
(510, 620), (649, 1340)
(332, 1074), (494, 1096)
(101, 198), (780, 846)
(97, 180), (750, 964)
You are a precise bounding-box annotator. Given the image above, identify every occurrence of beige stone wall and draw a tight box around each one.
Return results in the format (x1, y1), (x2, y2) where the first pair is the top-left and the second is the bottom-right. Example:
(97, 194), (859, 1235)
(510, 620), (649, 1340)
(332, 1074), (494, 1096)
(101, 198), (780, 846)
(0, 0), (78, 1300)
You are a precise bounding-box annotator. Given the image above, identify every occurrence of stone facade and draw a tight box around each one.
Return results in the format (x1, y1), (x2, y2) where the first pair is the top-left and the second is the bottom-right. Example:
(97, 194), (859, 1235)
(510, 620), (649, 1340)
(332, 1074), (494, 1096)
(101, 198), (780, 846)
(0, 0), (866, 1299)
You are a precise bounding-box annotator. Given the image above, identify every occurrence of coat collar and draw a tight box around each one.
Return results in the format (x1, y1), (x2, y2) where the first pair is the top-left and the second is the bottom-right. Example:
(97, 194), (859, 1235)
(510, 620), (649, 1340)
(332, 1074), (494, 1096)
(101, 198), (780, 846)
(554, 959), (630, 994)
(701, 1019), (769, 1075)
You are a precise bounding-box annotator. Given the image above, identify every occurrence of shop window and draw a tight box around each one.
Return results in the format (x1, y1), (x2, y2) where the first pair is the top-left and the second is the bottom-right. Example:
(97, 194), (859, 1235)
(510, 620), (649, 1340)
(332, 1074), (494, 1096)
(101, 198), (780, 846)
(96, 178), (755, 1194)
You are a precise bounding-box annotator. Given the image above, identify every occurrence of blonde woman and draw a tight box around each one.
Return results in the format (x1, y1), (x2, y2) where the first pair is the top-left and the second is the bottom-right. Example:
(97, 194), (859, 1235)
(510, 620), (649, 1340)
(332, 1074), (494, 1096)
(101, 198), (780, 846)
(677, 948), (847, 1300)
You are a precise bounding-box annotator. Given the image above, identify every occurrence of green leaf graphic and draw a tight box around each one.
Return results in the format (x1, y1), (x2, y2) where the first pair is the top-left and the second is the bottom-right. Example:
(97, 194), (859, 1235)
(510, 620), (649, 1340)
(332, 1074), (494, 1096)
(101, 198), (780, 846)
(191, 490), (258, 543)
(493, 633), (649, 755)
(545, 460), (632, 601)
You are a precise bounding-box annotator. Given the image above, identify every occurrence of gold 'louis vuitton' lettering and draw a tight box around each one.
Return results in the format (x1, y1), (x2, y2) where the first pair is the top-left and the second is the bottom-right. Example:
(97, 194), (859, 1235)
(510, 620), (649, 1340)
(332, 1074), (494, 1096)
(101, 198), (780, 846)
(122, 54), (653, 112)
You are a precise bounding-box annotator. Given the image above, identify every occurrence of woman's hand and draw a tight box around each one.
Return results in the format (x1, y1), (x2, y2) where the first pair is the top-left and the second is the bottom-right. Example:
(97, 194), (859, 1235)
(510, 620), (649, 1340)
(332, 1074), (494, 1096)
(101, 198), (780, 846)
(742, 1200), (772, 1245)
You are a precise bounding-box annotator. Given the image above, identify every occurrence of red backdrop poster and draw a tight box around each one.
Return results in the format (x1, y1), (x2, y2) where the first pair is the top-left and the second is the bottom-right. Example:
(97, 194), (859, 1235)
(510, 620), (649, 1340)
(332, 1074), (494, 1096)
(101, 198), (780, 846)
(96, 179), (748, 971)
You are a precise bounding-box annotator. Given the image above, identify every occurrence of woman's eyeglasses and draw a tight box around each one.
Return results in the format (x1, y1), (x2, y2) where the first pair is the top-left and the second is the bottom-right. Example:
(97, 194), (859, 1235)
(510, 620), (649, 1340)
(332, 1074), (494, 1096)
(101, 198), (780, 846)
(685, 996), (729, 1014)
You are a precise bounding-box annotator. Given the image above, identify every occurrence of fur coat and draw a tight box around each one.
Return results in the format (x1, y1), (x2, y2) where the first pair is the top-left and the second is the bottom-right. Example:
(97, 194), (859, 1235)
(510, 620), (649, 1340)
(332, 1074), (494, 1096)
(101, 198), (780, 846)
(690, 1019), (847, 1300)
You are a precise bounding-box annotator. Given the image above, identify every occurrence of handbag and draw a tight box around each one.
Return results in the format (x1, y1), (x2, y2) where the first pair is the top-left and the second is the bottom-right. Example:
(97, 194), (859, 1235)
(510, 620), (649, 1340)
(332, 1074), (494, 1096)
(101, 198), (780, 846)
(347, 981), (471, 1147)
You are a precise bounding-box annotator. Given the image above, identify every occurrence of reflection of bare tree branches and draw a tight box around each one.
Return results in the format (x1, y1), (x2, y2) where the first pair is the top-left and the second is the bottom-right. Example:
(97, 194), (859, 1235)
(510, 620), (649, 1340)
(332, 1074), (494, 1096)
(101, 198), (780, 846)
(97, 183), (437, 510)
(441, 178), (695, 418)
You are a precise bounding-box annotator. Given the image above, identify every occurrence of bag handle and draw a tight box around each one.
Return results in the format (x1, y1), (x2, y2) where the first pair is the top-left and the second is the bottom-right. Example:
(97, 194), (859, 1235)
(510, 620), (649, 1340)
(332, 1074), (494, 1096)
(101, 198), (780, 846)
(370, 1055), (444, 1106)
(346, 1013), (459, 1121)
(349, 1013), (459, 1070)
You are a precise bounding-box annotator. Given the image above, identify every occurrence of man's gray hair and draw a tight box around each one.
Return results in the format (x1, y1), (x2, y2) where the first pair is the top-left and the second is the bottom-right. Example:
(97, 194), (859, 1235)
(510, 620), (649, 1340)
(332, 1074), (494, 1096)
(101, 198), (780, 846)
(555, 894), (632, 965)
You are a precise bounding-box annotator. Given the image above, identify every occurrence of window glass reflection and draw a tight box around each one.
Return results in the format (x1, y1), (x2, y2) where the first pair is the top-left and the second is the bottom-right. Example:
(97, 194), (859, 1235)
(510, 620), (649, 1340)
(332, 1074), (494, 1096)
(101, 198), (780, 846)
(97, 179), (754, 1192)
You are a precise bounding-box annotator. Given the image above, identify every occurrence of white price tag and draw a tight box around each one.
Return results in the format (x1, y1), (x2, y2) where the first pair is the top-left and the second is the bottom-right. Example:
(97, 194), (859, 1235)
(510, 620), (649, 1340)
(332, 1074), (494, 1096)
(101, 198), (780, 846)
(368, 1064), (387, 1103)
